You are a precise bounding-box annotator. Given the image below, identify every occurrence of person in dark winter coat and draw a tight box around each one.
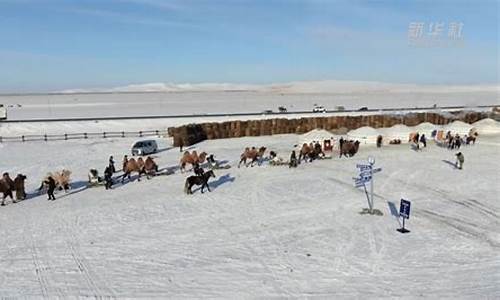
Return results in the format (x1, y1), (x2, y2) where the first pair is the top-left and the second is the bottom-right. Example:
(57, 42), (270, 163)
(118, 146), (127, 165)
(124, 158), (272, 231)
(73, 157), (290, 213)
(193, 162), (205, 176)
(104, 166), (113, 190)
(420, 134), (427, 148)
(455, 152), (464, 170)
(339, 137), (345, 158)
(179, 140), (184, 152)
(109, 156), (116, 173)
(454, 134), (462, 149)
(44, 176), (56, 200)
(289, 150), (298, 168)
(376, 135), (383, 148)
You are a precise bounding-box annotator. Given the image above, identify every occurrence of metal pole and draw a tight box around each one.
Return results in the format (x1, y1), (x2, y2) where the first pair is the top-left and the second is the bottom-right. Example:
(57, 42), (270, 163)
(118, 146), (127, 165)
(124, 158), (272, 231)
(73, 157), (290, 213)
(370, 165), (374, 214)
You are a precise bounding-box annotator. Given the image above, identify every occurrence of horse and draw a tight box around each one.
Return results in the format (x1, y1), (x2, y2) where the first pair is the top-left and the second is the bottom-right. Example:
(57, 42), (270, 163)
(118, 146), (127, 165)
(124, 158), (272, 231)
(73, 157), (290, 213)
(238, 146), (266, 167)
(121, 158), (146, 183)
(144, 156), (159, 178)
(14, 174), (27, 201)
(39, 169), (72, 193)
(184, 170), (216, 194)
(340, 141), (360, 157)
(180, 151), (207, 173)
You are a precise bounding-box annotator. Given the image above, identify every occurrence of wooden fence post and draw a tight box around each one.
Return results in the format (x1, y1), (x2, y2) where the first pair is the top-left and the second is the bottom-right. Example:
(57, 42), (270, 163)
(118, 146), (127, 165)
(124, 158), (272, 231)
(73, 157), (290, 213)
(84, 133), (87, 139)
(64, 134), (68, 140)
(44, 134), (47, 141)
(121, 131), (125, 138)
(103, 132), (106, 138)
(139, 131), (143, 137)
(22, 135), (25, 142)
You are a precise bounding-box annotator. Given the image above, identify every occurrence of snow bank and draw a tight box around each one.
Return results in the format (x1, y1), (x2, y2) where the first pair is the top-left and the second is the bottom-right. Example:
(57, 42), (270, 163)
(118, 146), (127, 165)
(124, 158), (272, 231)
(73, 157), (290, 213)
(347, 126), (381, 144)
(413, 122), (440, 137)
(300, 129), (335, 144)
(442, 120), (474, 135)
(472, 118), (500, 135)
(379, 124), (412, 143)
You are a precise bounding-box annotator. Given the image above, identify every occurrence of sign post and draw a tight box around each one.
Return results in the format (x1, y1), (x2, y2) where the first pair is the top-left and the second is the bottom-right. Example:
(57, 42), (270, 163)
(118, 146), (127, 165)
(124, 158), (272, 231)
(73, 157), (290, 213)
(397, 199), (411, 233)
(353, 156), (381, 214)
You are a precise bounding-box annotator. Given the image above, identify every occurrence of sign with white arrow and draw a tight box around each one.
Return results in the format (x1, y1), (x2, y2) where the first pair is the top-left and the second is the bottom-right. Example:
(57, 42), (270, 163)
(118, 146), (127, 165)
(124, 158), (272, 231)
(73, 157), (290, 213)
(353, 156), (381, 214)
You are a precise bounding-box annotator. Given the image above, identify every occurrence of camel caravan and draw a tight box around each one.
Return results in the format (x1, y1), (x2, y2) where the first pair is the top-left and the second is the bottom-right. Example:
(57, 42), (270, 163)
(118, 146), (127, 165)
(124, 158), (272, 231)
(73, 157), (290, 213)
(0, 134), (364, 204)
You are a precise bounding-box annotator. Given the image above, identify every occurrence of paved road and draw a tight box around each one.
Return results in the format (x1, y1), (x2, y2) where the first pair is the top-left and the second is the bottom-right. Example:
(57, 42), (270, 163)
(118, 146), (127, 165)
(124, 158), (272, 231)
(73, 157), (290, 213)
(0, 104), (496, 123)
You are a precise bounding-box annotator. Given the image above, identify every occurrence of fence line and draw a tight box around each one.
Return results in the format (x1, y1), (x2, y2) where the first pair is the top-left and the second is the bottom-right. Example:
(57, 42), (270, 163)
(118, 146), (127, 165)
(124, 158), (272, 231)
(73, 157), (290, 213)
(0, 129), (168, 143)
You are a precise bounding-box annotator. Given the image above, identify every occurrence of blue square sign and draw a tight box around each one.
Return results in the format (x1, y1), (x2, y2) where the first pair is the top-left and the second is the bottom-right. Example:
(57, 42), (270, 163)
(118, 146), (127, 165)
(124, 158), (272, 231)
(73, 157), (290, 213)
(399, 199), (411, 219)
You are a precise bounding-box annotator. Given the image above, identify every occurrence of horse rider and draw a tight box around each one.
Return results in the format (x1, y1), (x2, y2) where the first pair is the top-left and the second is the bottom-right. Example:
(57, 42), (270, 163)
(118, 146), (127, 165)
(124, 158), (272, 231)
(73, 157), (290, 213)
(193, 162), (205, 176)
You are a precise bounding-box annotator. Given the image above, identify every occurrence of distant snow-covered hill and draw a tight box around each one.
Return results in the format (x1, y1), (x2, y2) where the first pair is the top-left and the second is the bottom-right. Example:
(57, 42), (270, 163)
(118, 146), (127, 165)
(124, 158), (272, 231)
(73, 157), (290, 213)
(58, 80), (499, 94)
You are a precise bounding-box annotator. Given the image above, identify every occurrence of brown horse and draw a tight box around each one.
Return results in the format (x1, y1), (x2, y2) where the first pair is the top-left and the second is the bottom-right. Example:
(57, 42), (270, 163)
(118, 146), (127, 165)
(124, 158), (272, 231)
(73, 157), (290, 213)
(184, 170), (216, 194)
(180, 151), (207, 173)
(121, 158), (145, 182)
(238, 146), (267, 167)
(340, 141), (360, 157)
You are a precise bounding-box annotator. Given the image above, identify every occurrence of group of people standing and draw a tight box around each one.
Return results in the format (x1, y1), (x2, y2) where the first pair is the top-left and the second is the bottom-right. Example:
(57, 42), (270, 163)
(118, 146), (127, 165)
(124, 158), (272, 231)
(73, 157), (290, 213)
(445, 132), (464, 150)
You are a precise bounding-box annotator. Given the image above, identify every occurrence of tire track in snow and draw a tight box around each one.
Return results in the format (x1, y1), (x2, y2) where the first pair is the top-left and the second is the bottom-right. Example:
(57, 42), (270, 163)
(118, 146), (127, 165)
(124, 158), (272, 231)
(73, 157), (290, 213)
(62, 220), (117, 298)
(418, 209), (499, 248)
(25, 234), (49, 297)
(22, 221), (65, 298)
(203, 174), (295, 297)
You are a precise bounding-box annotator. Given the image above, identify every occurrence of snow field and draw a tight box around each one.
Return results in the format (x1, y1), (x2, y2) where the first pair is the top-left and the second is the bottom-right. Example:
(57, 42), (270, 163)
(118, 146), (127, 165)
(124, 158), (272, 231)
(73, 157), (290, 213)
(0, 133), (499, 298)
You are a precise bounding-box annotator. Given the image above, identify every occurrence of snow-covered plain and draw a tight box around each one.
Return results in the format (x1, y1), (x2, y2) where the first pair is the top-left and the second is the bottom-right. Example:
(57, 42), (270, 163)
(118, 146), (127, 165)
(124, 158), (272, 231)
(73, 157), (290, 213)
(1, 80), (498, 120)
(1, 132), (499, 298)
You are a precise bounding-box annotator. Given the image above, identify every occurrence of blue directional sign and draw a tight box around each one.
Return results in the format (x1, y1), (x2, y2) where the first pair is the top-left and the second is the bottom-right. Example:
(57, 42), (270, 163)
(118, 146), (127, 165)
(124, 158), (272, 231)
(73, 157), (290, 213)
(399, 199), (411, 219)
(356, 164), (372, 171)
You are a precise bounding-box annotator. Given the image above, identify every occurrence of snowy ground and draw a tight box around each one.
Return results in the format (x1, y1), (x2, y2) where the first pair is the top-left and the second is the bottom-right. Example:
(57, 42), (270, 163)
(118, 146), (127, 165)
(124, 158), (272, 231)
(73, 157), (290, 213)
(0, 132), (499, 298)
(1, 89), (497, 120)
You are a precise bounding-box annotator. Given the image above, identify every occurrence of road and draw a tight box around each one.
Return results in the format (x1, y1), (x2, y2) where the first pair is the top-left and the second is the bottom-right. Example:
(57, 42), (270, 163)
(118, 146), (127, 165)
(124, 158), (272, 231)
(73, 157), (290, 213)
(1, 104), (496, 123)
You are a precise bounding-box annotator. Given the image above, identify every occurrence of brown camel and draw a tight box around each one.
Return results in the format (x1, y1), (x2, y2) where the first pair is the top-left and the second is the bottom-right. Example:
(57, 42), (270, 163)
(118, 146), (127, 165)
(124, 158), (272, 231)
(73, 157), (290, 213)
(14, 174), (27, 201)
(0, 173), (15, 206)
(144, 156), (159, 178)
(238, 146), (267, 167)
(340, 141), (360, 157)
(180, 151), (207, 173)
(121, 158), (145, 182)
(39, 169), (72, 193)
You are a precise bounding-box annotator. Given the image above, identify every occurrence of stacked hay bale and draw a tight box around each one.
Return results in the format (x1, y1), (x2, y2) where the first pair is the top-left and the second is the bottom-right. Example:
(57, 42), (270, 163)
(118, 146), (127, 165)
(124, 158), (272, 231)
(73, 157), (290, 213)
(168, 110), (493, 146)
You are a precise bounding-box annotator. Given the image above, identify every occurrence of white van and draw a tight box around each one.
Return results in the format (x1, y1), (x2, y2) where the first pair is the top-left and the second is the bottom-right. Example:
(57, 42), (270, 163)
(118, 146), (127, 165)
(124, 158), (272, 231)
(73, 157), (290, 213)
(0, 104), (6, 120)
(131, 140), (158, 156)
